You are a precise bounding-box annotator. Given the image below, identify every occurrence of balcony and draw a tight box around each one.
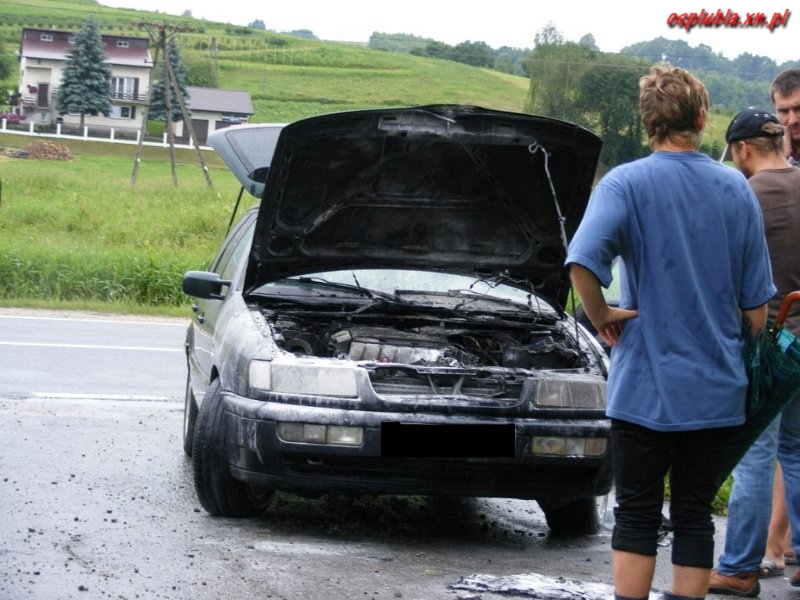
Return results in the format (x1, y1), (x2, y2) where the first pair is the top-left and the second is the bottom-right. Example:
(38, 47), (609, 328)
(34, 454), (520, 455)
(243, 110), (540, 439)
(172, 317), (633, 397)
(25, 88), (150, 110)
(110, 91), (149, 104)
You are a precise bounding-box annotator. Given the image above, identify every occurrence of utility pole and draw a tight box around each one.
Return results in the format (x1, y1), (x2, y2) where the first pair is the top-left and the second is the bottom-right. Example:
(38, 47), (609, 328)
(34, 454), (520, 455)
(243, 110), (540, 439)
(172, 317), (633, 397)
(131, 21), (213, 189)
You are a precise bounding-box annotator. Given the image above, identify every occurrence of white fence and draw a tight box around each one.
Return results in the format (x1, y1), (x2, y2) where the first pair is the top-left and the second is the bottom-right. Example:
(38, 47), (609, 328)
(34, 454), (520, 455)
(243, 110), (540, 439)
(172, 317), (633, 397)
(0, 118), (209, 150)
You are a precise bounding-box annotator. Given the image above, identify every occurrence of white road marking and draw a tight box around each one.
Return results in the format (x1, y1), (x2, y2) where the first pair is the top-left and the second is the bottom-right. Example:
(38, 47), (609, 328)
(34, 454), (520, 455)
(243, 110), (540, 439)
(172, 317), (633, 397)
(0, 341), (181, 352)
(0, 314), (187, 326)
(30, 392), (179, 402)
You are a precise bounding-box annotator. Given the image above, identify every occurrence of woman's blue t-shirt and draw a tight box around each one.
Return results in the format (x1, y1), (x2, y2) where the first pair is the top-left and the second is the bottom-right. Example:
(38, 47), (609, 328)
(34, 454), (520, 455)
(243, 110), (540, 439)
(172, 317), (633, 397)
(566, 151), (776, 432)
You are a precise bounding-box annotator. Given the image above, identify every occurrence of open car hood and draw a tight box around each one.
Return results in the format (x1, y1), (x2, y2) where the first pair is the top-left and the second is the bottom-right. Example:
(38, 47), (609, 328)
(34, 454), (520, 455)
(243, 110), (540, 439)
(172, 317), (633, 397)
(210, 105), (601, 308)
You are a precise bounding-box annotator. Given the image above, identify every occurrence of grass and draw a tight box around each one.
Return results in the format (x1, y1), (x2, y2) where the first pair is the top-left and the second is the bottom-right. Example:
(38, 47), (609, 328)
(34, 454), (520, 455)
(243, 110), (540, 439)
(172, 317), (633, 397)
(0, 132), (244, 315)
(0, 2), (535, 317)
(0, 2), (531, 125)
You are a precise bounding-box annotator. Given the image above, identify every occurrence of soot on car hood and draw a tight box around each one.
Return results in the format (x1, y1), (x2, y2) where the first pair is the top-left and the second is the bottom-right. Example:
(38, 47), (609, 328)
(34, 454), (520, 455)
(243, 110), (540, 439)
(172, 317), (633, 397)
(210, 105), (601, 307)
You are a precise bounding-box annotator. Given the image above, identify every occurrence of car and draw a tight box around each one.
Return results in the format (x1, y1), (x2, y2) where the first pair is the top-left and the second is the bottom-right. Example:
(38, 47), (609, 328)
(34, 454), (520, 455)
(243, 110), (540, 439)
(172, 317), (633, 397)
(182, 105), (612, 535)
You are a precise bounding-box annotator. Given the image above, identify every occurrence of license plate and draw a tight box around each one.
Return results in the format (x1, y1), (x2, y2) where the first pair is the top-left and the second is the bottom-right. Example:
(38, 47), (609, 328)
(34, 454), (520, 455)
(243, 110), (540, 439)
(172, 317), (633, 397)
(381, 422), (515, 458)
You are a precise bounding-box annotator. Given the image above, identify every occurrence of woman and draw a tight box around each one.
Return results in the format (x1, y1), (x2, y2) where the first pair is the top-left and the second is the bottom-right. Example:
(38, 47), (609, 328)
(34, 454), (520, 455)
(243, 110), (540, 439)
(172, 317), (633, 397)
(565, 63), (775, 600)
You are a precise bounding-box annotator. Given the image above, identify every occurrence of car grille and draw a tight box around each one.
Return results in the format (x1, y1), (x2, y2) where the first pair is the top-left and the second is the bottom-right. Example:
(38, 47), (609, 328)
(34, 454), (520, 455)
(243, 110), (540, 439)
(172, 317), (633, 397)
(368, 366), (522, 402)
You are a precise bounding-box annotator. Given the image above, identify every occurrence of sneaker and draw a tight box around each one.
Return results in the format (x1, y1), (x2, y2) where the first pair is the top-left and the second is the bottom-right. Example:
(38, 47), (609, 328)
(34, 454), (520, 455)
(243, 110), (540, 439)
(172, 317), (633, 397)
(707, 569), (760, 597)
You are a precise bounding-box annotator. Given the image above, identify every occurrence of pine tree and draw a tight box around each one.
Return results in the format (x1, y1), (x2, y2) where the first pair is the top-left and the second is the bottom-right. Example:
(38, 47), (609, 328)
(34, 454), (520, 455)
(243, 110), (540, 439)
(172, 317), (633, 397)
(55, 15), (112, 130)
(147, 37), (191, 124)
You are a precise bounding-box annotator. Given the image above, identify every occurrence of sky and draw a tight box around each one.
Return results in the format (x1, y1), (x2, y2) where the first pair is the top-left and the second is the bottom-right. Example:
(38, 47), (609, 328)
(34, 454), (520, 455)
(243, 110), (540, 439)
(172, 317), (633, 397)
(98, 0), (797, 64)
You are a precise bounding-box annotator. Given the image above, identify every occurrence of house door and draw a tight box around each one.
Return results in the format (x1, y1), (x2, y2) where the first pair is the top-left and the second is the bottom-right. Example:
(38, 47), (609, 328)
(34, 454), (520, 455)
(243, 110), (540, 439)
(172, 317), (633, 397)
(191, 119), (209, 145)
(37, 83), (49, 108)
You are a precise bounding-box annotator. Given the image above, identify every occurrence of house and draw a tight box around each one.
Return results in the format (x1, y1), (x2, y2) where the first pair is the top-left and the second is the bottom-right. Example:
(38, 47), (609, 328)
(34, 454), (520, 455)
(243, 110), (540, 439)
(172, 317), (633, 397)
(16, 27), (255, 144)
(17, 27), (152, 132)
(175, 86), (255, 145)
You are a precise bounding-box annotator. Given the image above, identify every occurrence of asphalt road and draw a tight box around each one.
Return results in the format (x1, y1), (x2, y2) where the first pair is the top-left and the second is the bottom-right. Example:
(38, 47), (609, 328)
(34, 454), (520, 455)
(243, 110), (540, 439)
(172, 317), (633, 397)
(0, 309), (187, 400)
(1, 309), (798, 600)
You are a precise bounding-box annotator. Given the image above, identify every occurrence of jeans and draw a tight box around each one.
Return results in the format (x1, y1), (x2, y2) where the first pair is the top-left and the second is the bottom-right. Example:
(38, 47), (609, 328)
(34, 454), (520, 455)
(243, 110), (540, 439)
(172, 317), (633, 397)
(717, 393), (800, 574)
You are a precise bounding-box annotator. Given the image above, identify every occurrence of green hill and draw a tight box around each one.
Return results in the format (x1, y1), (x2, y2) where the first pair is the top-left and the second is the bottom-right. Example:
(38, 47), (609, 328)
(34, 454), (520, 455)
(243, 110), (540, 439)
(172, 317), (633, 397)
(0, 0), (529, 123)
(0, 0), (733, 318)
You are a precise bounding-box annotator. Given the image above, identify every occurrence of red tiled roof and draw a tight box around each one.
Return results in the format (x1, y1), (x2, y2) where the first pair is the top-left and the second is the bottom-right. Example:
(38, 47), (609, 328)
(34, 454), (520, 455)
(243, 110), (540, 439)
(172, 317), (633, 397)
(20, 28), (152, 67)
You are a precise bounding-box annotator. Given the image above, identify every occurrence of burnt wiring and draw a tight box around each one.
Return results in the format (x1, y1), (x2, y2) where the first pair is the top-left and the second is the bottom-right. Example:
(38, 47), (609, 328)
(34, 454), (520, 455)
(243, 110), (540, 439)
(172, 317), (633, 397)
(527, 140), (584, 349)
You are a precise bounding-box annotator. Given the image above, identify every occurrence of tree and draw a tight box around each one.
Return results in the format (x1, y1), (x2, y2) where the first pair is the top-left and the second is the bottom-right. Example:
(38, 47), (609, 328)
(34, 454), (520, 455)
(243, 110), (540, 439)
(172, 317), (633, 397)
(452, 41), (493, 68)
(578, 34), (599, 51)
(525, 25), (594, 122)
(0, 41), (12, 81)
(148, 37), (190, 124)
(368, 32), (431, 53)
(574, 56), (648, 166)
(249, 19), (266, 30)
(288, 29), (317, 39)
(534, 23), (564, 47)
(492, 46), (530, 76)
(184, 56), (218, 88)
(55, 15), (112, 130)
(411, 40), (451, 60)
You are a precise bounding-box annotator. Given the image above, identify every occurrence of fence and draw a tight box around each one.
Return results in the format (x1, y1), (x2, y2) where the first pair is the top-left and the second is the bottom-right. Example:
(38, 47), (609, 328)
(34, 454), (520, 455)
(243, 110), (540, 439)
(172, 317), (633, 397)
(0, 118), (208, 149)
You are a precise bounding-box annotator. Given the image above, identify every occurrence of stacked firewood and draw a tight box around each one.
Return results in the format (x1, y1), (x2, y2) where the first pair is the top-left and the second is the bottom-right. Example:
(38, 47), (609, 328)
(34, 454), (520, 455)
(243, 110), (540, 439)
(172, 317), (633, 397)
(24, 140), (74, 161)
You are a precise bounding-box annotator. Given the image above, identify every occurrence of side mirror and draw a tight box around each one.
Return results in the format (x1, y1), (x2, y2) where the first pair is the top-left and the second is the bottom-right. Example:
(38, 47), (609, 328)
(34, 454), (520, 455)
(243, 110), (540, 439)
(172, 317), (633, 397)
(182, 271), (231, 300)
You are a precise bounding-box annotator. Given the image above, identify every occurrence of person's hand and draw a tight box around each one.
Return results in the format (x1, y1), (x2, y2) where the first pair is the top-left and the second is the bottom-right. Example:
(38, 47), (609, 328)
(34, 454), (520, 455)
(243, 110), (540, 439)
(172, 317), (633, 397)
(591, 306), (639, 347)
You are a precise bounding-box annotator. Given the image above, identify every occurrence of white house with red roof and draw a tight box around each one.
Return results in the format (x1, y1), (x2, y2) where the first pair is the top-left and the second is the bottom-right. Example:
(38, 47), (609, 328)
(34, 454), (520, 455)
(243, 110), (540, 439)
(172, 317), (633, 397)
(16, 27), (254, 143)
(18, 27), (153, 132)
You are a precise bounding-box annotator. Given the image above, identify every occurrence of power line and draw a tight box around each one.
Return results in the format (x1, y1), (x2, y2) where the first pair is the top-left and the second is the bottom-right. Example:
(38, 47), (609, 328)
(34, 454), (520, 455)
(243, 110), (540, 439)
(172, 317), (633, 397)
(130, 21), (213, 189)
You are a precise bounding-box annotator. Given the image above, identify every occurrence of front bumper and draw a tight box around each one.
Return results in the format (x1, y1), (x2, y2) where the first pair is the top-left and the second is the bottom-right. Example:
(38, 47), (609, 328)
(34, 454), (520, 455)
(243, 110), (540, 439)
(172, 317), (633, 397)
(220, 392), (613, 503)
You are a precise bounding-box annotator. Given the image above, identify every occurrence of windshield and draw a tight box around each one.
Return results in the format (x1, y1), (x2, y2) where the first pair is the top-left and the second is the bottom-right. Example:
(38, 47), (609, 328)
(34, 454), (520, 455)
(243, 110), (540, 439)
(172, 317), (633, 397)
(258, 268), (559, 314)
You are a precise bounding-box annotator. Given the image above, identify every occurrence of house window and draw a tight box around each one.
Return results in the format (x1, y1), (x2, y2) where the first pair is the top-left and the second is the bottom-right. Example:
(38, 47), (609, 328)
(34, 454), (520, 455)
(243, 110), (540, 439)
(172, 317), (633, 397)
(40, 34), (53, 42)
(111, 77), (138, 101)
(117, 40), (129, 48)
(109, 106), (136, 120)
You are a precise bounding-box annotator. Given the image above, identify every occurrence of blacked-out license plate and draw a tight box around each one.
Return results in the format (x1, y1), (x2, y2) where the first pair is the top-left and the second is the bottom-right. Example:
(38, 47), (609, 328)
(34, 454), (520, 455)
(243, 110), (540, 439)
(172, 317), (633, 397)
(380, 422), (515, 458)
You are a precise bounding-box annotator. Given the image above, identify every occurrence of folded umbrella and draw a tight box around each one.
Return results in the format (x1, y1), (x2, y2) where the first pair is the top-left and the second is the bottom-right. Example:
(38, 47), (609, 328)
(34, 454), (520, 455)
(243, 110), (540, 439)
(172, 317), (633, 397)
(712, 290), (800, 490)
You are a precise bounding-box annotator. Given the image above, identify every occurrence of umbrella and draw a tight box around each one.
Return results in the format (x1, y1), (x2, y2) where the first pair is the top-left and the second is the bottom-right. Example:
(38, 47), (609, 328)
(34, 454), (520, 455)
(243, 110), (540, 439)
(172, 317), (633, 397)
(712, 290), (800, 490)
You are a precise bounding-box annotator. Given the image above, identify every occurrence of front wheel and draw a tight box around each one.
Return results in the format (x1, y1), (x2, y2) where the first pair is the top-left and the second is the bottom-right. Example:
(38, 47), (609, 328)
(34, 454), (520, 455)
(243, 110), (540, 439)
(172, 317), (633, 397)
(182, 372), (198, 456)
(542, 494), (610, 536)
(191, 378), (274, 517)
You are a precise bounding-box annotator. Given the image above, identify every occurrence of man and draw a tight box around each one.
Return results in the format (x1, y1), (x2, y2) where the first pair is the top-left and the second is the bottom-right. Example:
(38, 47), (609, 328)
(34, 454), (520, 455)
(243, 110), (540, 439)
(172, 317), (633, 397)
(566, 64), (774, 600)
(708, 108), (800, 597)
(771, 69), (800, 165)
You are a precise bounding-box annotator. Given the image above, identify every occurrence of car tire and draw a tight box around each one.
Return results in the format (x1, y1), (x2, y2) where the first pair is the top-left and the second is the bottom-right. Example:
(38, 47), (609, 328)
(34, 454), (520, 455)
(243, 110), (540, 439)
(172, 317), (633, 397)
(191, 378), (274, 517)
(183, 372), (197, 456)
(542, 494), (609, 536)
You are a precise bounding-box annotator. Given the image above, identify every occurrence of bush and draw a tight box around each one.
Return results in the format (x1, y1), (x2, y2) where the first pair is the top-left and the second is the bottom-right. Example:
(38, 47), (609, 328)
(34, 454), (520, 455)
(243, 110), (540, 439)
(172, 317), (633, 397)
(0, 112), (24, 122)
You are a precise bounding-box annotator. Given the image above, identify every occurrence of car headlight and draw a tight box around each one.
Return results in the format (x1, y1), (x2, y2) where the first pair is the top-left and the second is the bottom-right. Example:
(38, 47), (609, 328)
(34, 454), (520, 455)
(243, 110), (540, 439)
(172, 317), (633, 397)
(248, 360), (359, 398)
(532, 436), (608, 457)
(277, 422), (364, 446)
(533, 374), (606, 409)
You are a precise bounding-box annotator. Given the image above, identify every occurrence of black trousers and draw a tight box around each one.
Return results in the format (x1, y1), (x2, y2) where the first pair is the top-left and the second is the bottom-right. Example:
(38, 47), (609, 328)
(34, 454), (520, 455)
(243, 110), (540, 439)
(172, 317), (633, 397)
(610, 418), (738, 568)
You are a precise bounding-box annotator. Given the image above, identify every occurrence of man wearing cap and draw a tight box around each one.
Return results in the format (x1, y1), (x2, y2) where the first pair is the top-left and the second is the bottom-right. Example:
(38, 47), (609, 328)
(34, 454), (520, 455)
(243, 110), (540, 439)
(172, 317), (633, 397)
(708, 107), (800, 597)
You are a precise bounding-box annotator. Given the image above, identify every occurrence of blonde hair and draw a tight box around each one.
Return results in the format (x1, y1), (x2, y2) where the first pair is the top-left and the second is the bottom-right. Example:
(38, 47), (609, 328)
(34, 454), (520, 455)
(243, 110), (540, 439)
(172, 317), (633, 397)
(639, 63), (709, 149)
(743, 122), (786, 155)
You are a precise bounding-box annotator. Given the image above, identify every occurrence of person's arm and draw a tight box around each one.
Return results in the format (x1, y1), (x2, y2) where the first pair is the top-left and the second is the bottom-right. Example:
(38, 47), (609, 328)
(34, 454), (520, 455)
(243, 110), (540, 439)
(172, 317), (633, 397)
(742, 304), (768, 335)
(569, 263), (639, 347)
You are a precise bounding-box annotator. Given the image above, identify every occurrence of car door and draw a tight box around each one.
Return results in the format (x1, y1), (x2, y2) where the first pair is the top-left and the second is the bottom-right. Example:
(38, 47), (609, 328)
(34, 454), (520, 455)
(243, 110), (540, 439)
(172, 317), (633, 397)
(188, 210), (257, 399)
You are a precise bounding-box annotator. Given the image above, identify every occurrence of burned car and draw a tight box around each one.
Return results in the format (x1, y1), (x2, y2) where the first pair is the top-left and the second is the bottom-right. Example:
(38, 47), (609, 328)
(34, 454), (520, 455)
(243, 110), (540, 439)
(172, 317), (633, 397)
(182, 105), (611, 535)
